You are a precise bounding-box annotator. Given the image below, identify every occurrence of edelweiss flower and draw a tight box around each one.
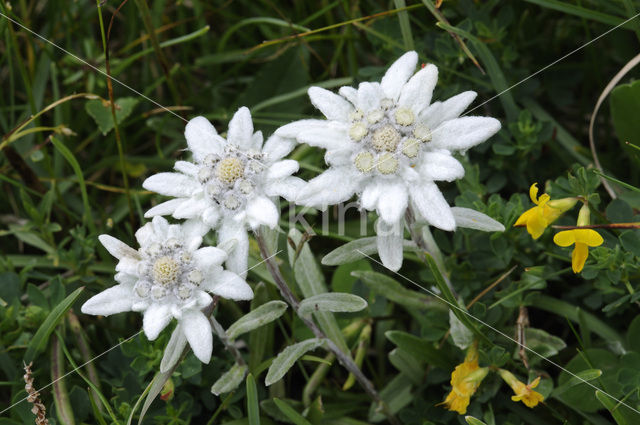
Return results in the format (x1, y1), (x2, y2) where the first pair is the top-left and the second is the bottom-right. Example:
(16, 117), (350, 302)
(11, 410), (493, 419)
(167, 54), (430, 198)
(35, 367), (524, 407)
(81, 216), (253, 366)
(143, 107), (303, 277)
(276, 51), (503, 270)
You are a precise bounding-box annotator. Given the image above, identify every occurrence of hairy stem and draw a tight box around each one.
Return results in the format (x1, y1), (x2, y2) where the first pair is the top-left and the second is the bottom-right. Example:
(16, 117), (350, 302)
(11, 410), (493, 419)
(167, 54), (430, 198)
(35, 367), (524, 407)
(405, 206), (457, 297)
(254, 228), (399, 425)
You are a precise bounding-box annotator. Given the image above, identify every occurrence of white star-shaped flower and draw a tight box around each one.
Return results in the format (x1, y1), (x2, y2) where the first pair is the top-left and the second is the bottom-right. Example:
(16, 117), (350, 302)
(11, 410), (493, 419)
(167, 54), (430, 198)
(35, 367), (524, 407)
(81, 216), (253, 365)
(142, 107), (303, 277)
(276, 51), (504, 271)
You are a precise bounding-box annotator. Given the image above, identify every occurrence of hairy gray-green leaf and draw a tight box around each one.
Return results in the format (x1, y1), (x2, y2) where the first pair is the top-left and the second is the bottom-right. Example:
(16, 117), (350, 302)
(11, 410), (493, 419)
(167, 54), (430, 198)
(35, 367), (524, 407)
(322, 237), (415, 266)
(227, 301), (288, 341)
(449, 310), (474, 350)
(351, 270), (436, 310)
(265, 338), (326, 386)
(298, 293), (367, 318)
(211, 363), (248, 395)
(287, 229), (348, 353)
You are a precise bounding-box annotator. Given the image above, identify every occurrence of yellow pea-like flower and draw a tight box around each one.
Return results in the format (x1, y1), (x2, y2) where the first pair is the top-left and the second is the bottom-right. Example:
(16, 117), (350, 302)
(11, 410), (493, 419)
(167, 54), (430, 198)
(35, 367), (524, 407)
(514, 183), (577, 239)
(498, 369), (545, 408)
(439, 344), (488, 414)
(553, 229), (603, 273)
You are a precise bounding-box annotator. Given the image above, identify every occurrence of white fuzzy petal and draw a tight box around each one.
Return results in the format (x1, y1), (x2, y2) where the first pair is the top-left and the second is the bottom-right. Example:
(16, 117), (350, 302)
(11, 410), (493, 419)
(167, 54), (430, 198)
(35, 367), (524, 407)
(160, 323), (187, 372)
(361, 184), (382, 210)
(267, 160), (299, 180)
(274, 119), (331, 139)
(419, 151), (465, 182)
(409, 183), (455, 231)
(421, 91), (477, 129)
(264, 176), (305, 201)
(143, 304), (172, 340)
(145, 198), (185, 218)
(431, 116), (501, 152)
(181, 309), (213, 364)
(173, 197), (209, 219)
(219, 221), (249, 278)
(263, 134), (297, 160)
(115, 257), (139, 275)
(325, 149), (352, 167)
(357, 82), (382, 112)
(308, 86), (354, 121)
(451, 207), (505, 232)
(298, 127), (350, 151)
(228, 107), (254, 149)
(185, 116), (222, 160)
(135, 222), (155, 246)
(81, 285), (133, 316)
(202, 207), (221, 229)
(380, 51), (418, 101)
(212, 270), (254, 300)
(194, 246), (227, 273)
(182, 219), (208, 251)
(339, 86), (358, 105)
(174, 160), (199, 177)
(398, 64), (438, 114)
(247, 196), (279, 229)
(296, 168), (360, 208)
(376, 182), (408, 224)
(98, 234), (139, 260)
(376, 219), (404, 272)
(143, 172), (199, 197)
(151, 216), (170, 238)
(251, 130), (264, 150)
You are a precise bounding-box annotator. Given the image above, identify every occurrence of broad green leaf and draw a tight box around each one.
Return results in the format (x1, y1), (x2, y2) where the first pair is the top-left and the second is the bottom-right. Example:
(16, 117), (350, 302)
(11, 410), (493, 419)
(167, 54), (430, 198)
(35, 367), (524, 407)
(351, 270), (435, 310)
(24, 287), (83, 363)
(611, 80), (640, 166)
(385, 331), (453, 370)
(449, 310), (473, 350)
(595, 390), (634, 425)
(288, 229), (348, 353)
(85, 97), (139, 135)
(368, 374), (413, 423)
(551, 369), (602, 397)
(211, 363), (248, 395)
(520, 327), (566, 360)
(272, 399), (312, 425)
(227, 301), (288, 340)
(246, 374), (260, 425)
(388, 348), (424, 385)
(265, 338), (326, 386)
(298, 293), (367, 318)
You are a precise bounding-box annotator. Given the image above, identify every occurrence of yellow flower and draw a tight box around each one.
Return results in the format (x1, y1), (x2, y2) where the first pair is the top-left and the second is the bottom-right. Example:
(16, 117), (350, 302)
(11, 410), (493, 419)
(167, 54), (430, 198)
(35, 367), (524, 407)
(510, 377), (545, 408)
(439, 344), (487, 414)
(553, 204), (603, 273)
(553, 229), (603, 273)
(514, 183), (577, 239)
(498, 370), (544, 408)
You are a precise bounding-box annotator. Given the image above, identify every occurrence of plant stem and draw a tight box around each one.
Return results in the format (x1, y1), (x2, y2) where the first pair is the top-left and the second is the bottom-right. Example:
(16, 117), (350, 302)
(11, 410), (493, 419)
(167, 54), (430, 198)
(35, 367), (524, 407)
(405, 206), (457, 296)
(209, 311), (246, 367)
(254, 228), (399, 425)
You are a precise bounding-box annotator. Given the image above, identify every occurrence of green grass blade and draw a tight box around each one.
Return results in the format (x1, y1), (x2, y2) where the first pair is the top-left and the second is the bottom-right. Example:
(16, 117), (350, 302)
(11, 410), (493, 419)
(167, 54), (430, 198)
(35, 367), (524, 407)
(50, 136), (96, 234)
(246, 374), (260, 425)
(24, 287), (83, 363)
(523, 0), (629, 27)
(273, 398), (313, 425)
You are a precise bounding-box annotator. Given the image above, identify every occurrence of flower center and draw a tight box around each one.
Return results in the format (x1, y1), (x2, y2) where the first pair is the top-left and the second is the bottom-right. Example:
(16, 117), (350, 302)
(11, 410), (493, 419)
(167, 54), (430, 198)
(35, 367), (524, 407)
(372, 125), (401, 152)
(216, 157), (244, 184)
(347, 101), (431, 176)
(152, 256), (181, 286)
